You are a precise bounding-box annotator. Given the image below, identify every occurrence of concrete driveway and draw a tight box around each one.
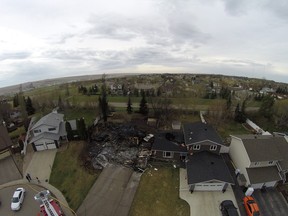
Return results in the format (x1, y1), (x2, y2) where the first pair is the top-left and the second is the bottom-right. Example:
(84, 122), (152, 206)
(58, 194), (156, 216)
(179, 168), (240, 216)
(0, 156), (22, 185)
(77, 164), (141, 216)
(24, 149), (57, 183)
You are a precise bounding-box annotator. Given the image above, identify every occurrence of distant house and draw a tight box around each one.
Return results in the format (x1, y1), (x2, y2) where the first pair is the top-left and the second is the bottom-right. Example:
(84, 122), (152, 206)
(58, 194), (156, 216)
(229, 135), (288, 189)
(29, 111), (67, 151)
(0, 125), (13, 160)
(259, 87), (275, 95)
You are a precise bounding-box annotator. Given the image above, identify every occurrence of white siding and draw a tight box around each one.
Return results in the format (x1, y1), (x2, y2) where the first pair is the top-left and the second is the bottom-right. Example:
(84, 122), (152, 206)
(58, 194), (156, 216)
(263, 181), (277, 188)
(251, 183), (264, 189)
(194, 183), (224, 191)
(229, 136), (251, 185)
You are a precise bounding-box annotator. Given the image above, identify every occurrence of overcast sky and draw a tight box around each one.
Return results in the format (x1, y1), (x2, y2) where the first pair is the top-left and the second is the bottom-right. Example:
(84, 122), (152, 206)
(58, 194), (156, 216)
(0, 0), (288, 87)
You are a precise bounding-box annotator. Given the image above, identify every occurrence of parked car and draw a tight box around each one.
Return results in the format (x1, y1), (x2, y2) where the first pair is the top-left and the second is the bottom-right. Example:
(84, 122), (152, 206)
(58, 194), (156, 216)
(243, 196), (260, 216)
(143, 134), (154, 142)
(11, 188), (25, 211)
(220, 200), (239, 216)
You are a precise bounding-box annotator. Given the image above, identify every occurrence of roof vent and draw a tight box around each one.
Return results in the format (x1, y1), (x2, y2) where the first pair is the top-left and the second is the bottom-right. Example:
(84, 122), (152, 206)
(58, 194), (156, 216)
(205, 128), (208, 131)
(210, 161), (214, 165)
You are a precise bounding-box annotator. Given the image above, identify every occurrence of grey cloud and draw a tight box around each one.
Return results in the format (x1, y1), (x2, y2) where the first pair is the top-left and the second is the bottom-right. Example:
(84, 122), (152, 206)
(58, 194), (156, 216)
(264, 0), (288, 21)
(221, 0), (248, 15)
(0, 52), (31, 61)
(86, 12), (210, 47)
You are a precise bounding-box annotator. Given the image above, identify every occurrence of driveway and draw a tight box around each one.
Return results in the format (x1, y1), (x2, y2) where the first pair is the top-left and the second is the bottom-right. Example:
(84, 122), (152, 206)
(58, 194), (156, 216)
(0, 156), (22, 185)
(77, 164), (141, 216)
(253, 188), (288, 216)
(179, 168), (240, 216)
(24, 149), (57, 183)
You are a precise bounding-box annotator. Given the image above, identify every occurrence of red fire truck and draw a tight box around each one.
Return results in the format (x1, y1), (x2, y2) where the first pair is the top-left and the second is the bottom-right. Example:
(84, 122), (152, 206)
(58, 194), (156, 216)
(35, 190), (65, 216)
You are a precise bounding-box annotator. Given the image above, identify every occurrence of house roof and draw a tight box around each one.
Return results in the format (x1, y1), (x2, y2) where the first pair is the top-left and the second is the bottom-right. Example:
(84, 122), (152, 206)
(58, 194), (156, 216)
(151, 131), (187, 153)
(274, 136), (288, 170)
(182, 122), (223, 145)
(233, 135), (284, 162)
(31, 112), (64, 130)
(186, 151), (234, 185)
(246, 166), (281, 184)
(0, 125), (13, 150)
(29, 132), (60, 144)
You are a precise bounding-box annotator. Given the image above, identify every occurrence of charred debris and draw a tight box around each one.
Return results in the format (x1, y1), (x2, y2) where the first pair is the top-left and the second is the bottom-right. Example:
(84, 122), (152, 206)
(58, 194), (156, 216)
(86, 122), (154, 172)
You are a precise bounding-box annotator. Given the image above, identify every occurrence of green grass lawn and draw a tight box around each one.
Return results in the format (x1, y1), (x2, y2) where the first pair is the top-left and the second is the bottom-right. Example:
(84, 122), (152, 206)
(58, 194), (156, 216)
(129, 167), (190, 216)
(63, 108), (99, 126)
(49, 141), (100, 211)
(217, 121), (249, 138)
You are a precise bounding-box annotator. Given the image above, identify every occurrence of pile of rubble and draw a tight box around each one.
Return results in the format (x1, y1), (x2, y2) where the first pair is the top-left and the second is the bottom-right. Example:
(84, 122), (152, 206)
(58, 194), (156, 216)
(87, 122), (153, 171)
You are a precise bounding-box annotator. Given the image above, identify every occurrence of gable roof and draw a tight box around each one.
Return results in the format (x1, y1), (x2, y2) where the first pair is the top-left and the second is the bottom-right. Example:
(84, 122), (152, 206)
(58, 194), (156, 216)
(182, 122), (223, 145)
(186, 151), (234, 184)
(0, 125), (13, 150)
(233, 135), (284, 162)
(151, 131), (187, 153)
(31, 112), (64, 130)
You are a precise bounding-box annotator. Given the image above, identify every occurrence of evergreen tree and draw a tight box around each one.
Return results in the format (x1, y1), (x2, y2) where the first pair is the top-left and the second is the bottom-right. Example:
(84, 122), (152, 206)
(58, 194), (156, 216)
(127, 96), (133, 114)
(58, 95), (64, 111)
(99, 74), (108, 122)
(13, 94), (19, 107)
(139, 92), (148, 115)
(65, 121), (73, 140)
(25, 96), (35, 115)
(234, 103), (246, 123)
(77, 117), (86, 139)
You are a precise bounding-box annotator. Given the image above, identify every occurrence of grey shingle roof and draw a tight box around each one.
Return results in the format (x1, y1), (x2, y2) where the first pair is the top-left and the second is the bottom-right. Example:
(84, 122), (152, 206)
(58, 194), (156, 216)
(236, 135), (284, 162)
(246, 166), (281, 184)
(151, 131), (187, 153)
(186, 151), (234, 184)
(182, 122), (223, 145)
(31, 112), (64, 130)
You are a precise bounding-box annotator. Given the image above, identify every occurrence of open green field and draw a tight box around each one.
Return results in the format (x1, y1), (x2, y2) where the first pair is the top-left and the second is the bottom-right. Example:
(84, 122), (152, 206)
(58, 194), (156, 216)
(129, 167), (190, 216)
(49, 141), (100, 211)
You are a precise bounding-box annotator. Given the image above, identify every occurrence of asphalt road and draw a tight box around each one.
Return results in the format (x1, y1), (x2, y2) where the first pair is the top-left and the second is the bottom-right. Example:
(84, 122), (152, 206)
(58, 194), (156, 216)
(0, 184), (44, 216)
(77, 164), (141, 216)
(253, 188), (288, 216)
(0, 157), (22, 185)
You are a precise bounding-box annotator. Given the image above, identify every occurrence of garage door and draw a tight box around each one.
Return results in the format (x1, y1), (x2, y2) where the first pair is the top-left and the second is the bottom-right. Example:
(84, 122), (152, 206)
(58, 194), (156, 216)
(0, 149), (11, 160)
(194, 183), (224, 191)
(46, 142), (56, 150)
(34, 143), (46, 151)
(263, 181), (277, 188)
(251, 183), (264, 189)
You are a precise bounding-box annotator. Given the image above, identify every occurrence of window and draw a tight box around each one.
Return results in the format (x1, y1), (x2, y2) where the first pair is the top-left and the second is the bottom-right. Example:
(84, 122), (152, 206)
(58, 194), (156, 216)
(268, 161), (273, 165)
(193, 145), (200, 150)
(210, 145), (217, 151)
(254, 162), (260, 166)
(34, 129), (41, 133)
(48, 127), (56, 131)
(163, 151), (173, 158)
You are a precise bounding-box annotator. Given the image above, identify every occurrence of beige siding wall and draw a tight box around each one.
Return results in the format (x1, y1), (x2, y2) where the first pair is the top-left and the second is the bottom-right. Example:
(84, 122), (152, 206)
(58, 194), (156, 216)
(249, 160), (277, 168)
(229, 136), (251, 184)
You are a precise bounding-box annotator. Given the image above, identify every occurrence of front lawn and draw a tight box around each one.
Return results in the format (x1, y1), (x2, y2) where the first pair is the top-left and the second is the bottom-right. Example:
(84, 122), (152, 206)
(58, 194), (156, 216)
(129, 167), (190, 216)
(49, 141), (100, 211)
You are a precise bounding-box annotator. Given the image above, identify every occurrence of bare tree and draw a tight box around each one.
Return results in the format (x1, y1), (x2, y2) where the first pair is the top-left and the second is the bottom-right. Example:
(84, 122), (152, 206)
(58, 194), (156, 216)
(149, 96), (173, 128)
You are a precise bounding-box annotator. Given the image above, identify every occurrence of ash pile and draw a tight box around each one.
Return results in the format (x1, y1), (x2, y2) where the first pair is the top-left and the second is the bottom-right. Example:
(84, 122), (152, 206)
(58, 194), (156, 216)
(88, 122), (153, 171)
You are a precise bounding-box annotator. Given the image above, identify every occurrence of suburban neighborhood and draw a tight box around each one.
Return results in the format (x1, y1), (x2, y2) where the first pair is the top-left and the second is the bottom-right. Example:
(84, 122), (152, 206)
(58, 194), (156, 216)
(0, 73), (288, 216)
